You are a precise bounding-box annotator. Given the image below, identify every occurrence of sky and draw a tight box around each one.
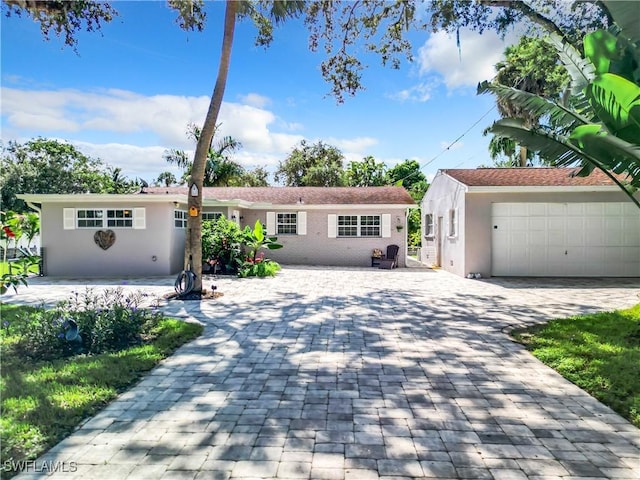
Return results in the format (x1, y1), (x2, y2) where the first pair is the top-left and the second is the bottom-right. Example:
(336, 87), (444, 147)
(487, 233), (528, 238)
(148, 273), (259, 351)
(1, 1), (520, 184)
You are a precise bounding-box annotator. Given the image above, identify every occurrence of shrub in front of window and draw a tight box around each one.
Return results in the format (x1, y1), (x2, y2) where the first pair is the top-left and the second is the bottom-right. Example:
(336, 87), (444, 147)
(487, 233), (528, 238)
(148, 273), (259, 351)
(201, 216), (244, 275)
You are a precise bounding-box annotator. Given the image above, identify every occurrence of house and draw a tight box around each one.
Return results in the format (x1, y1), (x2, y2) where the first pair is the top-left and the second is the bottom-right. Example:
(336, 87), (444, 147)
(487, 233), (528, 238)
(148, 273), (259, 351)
(421, 168), (640, 277)
(18, 186), (415, 277)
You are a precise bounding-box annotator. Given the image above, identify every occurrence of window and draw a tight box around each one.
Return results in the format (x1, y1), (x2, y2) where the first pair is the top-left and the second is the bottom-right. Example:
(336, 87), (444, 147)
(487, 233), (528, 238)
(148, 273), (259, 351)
(448, 209), (457, 237)
(277, 213), (297, 234)
(424, 214), (434, 237)
(174, 210), (187, 228)
(360, 215), (381, 237)
(107, 209), (133, 228)
(337, 215), (381, 237)
(202, 212), (222, 222)
(66, 208), (145, 230)
(76, 209), (103, 228)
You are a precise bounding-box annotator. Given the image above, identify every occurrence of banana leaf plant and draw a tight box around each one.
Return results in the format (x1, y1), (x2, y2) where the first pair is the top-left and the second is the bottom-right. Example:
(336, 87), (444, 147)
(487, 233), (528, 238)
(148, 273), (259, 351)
(242, 220), (283, 264)
(478, 0), (640, 208)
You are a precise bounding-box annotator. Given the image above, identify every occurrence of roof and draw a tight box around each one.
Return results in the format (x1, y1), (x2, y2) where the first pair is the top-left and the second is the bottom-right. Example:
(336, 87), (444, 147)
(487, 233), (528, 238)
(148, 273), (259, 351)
(442, 168), (622, 187)
(144, 186), (416, 206)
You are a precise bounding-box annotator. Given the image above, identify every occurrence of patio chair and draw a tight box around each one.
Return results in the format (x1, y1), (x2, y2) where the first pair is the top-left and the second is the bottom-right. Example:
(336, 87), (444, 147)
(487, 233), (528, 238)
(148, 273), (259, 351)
(378, 244), (400, 269)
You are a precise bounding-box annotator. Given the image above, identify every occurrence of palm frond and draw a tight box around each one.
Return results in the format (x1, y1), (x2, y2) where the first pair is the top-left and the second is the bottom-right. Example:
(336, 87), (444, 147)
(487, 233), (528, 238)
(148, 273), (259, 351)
(546, 33), (596, 95)
(478, 81), (591, 129)
(488, 118), (640, 207)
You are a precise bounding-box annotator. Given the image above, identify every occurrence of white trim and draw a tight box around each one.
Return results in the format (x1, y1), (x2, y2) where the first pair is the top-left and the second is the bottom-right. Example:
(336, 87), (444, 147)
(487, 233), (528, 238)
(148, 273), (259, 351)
(381, 214), (391, 238)
(466, 185), (622, 193)
(297, 211), (307, 236)
(266, 212), (276, 235)
(63, 208), (75, 230)
(132, 208), (146, 229)
(327, 214), (337, 238)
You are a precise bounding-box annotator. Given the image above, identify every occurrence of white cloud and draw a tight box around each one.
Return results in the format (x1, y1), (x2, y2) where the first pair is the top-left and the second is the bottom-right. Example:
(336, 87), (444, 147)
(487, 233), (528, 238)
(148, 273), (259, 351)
(389, 82), (435, 103)
(238, 93), (271, 108)
(417, 29), (517, 89)
(70, 141), (181, 180)
(0, 86), (391, 181)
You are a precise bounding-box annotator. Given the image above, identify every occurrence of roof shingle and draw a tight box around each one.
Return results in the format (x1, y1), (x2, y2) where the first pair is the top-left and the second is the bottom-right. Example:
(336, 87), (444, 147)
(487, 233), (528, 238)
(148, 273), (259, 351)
(442, 168), (623, 187)
(143, 186), (416, 205)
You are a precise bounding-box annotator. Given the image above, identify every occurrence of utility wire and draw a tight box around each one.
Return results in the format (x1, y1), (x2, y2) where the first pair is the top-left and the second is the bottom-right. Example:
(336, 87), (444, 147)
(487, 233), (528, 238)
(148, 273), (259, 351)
(389, 104), (496, 187)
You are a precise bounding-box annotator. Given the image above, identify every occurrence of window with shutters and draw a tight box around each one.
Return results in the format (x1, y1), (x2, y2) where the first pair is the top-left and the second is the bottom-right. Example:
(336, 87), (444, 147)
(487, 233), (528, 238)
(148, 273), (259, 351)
(337, 215), (381, 237)
(277, 213), (297, 234)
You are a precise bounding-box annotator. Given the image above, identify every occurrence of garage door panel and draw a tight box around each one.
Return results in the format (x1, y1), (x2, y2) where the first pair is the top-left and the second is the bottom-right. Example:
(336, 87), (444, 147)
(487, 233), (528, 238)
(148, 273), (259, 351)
(491, 202), (639, 277)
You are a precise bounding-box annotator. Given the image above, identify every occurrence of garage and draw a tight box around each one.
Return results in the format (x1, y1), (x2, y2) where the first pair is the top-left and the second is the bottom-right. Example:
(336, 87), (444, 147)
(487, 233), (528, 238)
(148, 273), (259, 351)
(491, 202), (640, 277)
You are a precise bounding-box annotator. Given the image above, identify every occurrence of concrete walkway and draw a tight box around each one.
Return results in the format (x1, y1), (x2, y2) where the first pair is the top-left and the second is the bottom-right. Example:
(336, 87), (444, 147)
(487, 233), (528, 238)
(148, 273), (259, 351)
(6, 267), (640, 480)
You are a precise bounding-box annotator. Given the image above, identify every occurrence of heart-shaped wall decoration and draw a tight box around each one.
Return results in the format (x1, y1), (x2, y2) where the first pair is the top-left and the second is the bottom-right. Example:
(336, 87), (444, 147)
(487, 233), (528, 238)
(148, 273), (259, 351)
(94, 230), (116, 250)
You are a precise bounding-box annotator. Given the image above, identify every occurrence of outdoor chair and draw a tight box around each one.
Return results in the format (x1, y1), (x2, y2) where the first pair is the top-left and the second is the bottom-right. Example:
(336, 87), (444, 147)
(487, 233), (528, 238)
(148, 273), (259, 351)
(378, 244), (400, 269)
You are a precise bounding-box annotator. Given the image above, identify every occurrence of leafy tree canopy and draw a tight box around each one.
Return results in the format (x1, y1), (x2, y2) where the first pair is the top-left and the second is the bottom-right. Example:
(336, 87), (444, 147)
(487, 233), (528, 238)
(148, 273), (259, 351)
(346, 156), (387, 187)
(274, 140), (346, 187)
(0, 138), (137, 211)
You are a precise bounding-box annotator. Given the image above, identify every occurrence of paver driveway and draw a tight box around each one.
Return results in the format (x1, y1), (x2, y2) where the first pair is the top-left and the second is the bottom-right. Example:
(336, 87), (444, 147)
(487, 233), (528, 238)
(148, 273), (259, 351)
(6, 267), (640, 480)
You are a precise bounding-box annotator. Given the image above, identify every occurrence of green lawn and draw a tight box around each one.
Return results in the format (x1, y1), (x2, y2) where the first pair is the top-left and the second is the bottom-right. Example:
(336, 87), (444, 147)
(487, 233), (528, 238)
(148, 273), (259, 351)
(512, 303), (640, 428)
(0, 303), (203, 479)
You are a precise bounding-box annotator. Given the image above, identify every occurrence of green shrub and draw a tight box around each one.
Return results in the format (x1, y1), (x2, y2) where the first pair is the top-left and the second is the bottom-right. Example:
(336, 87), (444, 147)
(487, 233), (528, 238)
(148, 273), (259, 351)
(202, 217), (244, 274)
(239, 256), (281, 278)
(15, 289), (161, 360)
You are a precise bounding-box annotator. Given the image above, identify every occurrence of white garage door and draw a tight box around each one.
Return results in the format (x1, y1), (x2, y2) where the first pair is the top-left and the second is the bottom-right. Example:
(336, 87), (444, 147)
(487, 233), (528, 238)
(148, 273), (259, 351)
(491, 202), (640, 277)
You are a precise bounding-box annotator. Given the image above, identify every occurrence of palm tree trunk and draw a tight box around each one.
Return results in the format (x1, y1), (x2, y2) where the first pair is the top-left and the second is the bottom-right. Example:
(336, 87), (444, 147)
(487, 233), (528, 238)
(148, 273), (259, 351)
(185, 0), (237, 293)
(519, 146), (528, 167)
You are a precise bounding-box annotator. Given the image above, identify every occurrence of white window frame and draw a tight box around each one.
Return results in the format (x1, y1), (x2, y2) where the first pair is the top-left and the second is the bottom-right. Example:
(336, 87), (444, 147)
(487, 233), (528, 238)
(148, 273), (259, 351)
(105, 208), (134, 228)
(448, 208), (458, 238)
(174, 210), (187, 229)
(276, 212), (297, 235)
(202, 212), (223, 222)
(424, 213), (434, 237)
(76, 209), (104, 229)
(337, 214), (381, 238)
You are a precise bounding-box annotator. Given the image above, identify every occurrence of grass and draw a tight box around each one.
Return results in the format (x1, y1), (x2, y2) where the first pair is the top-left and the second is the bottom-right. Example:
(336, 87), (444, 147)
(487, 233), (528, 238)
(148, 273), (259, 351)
(512, 303), (640, 428)
(0, 303), (203, 479)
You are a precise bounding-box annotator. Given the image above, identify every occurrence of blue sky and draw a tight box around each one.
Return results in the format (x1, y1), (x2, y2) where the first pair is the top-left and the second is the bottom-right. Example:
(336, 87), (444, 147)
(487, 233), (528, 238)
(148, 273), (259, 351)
(1, 2), (517, 183)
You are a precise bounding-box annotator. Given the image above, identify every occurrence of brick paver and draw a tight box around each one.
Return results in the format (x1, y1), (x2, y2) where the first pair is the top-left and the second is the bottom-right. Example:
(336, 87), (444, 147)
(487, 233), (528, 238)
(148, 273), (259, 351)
(6, 267), (640, 479)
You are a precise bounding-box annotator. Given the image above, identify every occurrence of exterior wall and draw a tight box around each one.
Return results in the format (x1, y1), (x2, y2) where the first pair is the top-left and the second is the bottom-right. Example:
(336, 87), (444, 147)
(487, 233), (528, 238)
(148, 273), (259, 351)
(42, 202), (175, 277)
(420, 175), (467, 277)
(464, 190), (638, 277)
(240, 208), (409, 267)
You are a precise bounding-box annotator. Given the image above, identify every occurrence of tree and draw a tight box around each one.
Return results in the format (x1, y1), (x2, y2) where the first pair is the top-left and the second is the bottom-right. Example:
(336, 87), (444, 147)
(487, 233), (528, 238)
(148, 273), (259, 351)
(274, 140), (345, 187)
(386, 159), (427, 192)
(345, 156), (387, 186)
(155, 171), (178, 187)
(164, 123), (245, 187)
(489, 36), (570, 166)
(229, 166), (271, 187)
(478, 0), (640, 208)
(0, 138), (124, 211)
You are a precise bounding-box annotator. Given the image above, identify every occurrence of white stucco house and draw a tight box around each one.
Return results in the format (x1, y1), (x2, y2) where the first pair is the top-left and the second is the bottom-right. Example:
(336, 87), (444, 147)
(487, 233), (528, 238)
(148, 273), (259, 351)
(421, 168), (640, 278)
(18, 186), (415, 277)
